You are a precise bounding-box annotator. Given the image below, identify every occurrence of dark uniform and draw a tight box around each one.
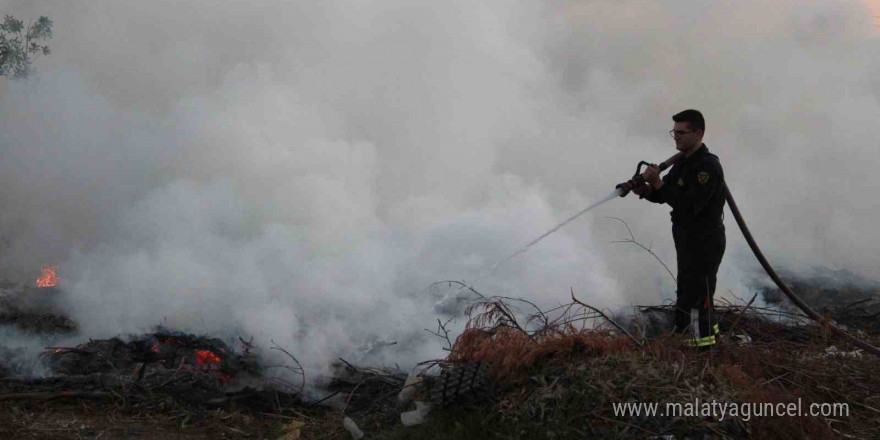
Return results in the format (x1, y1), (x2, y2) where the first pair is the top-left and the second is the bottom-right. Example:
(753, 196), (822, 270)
(643, 144), (726, 347)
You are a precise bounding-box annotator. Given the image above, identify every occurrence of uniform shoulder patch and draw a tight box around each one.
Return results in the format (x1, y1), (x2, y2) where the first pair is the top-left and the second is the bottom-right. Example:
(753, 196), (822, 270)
(697, 171), (710, 184)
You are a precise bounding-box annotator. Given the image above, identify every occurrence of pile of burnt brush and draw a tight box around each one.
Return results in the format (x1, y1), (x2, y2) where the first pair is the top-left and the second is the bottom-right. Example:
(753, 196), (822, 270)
(0, 283), (76, 335)
(0, 329), (307, 415)
(758, 267), (880, 333)
(0, 281), (423, 438)
(406, 283), (880, 440)
(0, 280), (316, 416)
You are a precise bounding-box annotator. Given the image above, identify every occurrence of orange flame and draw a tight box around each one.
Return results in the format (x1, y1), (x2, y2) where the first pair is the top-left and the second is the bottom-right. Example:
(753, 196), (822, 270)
(195, 350), (230, 383)
(36, 266), (58, 287)
(195, 350), (221, 366)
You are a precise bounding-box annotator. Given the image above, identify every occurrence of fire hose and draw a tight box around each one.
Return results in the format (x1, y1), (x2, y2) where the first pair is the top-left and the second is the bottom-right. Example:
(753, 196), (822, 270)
(617, 153), (880, 358)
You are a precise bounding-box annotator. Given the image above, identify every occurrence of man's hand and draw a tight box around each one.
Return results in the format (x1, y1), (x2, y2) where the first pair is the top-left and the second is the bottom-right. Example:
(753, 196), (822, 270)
(643, 164), (663, 189)
(632, 182), (651, 198)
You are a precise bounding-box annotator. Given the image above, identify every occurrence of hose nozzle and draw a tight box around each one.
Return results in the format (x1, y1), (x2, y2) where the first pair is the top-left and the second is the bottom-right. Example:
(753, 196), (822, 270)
(615, 176), (644, 198)
(616, 152), (685, 197)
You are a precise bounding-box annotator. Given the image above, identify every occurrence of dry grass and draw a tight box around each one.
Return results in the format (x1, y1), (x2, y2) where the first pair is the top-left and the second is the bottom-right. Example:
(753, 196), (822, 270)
(435, 296), (880, 440)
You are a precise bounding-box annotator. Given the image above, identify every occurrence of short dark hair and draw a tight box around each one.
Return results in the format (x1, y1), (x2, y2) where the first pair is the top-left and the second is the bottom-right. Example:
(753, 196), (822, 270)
(672, 109), (705, 132)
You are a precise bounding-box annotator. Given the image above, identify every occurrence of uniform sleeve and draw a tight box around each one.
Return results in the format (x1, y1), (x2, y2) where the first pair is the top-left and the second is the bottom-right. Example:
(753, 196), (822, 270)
(643, 171), (674, 204)
(657, 159), (722, 216)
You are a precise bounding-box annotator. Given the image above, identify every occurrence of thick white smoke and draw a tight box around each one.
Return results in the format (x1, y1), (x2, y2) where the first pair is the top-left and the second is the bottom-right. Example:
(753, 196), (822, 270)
(1, 0), (878, 373)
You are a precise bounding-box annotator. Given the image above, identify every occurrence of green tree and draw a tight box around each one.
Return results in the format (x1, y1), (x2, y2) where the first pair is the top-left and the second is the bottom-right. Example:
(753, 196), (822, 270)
(0, 15), (52, 78)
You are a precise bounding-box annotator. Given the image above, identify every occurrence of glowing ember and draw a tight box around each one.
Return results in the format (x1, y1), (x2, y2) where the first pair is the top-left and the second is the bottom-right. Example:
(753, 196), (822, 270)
(195, 350), (221, 366)
(151, 344), (161, 353)
(216, 372), (232, 383)
(36, 266), (58, 287)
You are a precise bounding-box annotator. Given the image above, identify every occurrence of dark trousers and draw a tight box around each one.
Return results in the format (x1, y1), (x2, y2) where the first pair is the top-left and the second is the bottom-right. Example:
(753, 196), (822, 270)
(672, 224), (725, 346)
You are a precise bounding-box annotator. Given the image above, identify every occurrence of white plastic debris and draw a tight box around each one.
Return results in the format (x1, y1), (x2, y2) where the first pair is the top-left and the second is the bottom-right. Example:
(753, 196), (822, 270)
(343, 416), (364, 439)
(400, 401), (433, 426)
(824, 345), (862, 358)
(730, 333), (752, 345)
(397, 374), (424, 404)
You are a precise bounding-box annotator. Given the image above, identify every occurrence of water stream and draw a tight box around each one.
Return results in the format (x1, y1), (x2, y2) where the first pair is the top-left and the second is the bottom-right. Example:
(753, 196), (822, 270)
(472, 188), (623, 284)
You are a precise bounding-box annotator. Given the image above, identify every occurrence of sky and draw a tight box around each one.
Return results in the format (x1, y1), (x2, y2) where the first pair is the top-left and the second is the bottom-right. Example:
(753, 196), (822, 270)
(868, 0), (880, 26)
(1, 0), (879, 376)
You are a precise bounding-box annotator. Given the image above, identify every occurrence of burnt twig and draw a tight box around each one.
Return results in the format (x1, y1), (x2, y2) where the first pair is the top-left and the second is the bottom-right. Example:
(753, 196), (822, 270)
(571, 288), (642, 346)
(425, 318), (456, 351)
(725, 292), (759, 338)
(605, 217), (676, 283)
(269, 341), (305, 396)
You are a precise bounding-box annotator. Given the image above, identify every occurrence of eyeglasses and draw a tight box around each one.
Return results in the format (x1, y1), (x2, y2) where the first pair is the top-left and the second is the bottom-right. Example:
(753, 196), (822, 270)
(669, 129), (694, 139)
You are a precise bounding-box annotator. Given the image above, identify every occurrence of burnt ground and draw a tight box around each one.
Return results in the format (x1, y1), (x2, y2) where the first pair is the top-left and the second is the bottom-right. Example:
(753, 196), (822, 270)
(0, 400), (283, 440)
(0, 280), (406, 439)
(759, 267), (880, 333)
(2, 271), (880, 440)
(0, 363), (403, 440)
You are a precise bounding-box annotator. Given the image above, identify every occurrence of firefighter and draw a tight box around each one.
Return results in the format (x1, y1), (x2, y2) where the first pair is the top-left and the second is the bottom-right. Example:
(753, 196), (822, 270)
(632, 109), (726, 348)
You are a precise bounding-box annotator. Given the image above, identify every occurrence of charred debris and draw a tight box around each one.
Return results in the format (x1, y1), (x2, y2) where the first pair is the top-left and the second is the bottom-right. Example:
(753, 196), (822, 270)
(1, 272), (879, 439)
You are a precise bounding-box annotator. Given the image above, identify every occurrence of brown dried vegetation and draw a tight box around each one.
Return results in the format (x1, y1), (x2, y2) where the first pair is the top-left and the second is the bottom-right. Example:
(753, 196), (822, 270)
(429, 292), (880, 440)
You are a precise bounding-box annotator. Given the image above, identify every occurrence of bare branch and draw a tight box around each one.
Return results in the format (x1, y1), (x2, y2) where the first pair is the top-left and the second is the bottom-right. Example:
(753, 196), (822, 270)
(424, 317), (456, 351)
(571, 287), (643, 346)
(605, 217), (676, 283)
(725, 292), (758, 337)
(269, 340), (305, 396)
